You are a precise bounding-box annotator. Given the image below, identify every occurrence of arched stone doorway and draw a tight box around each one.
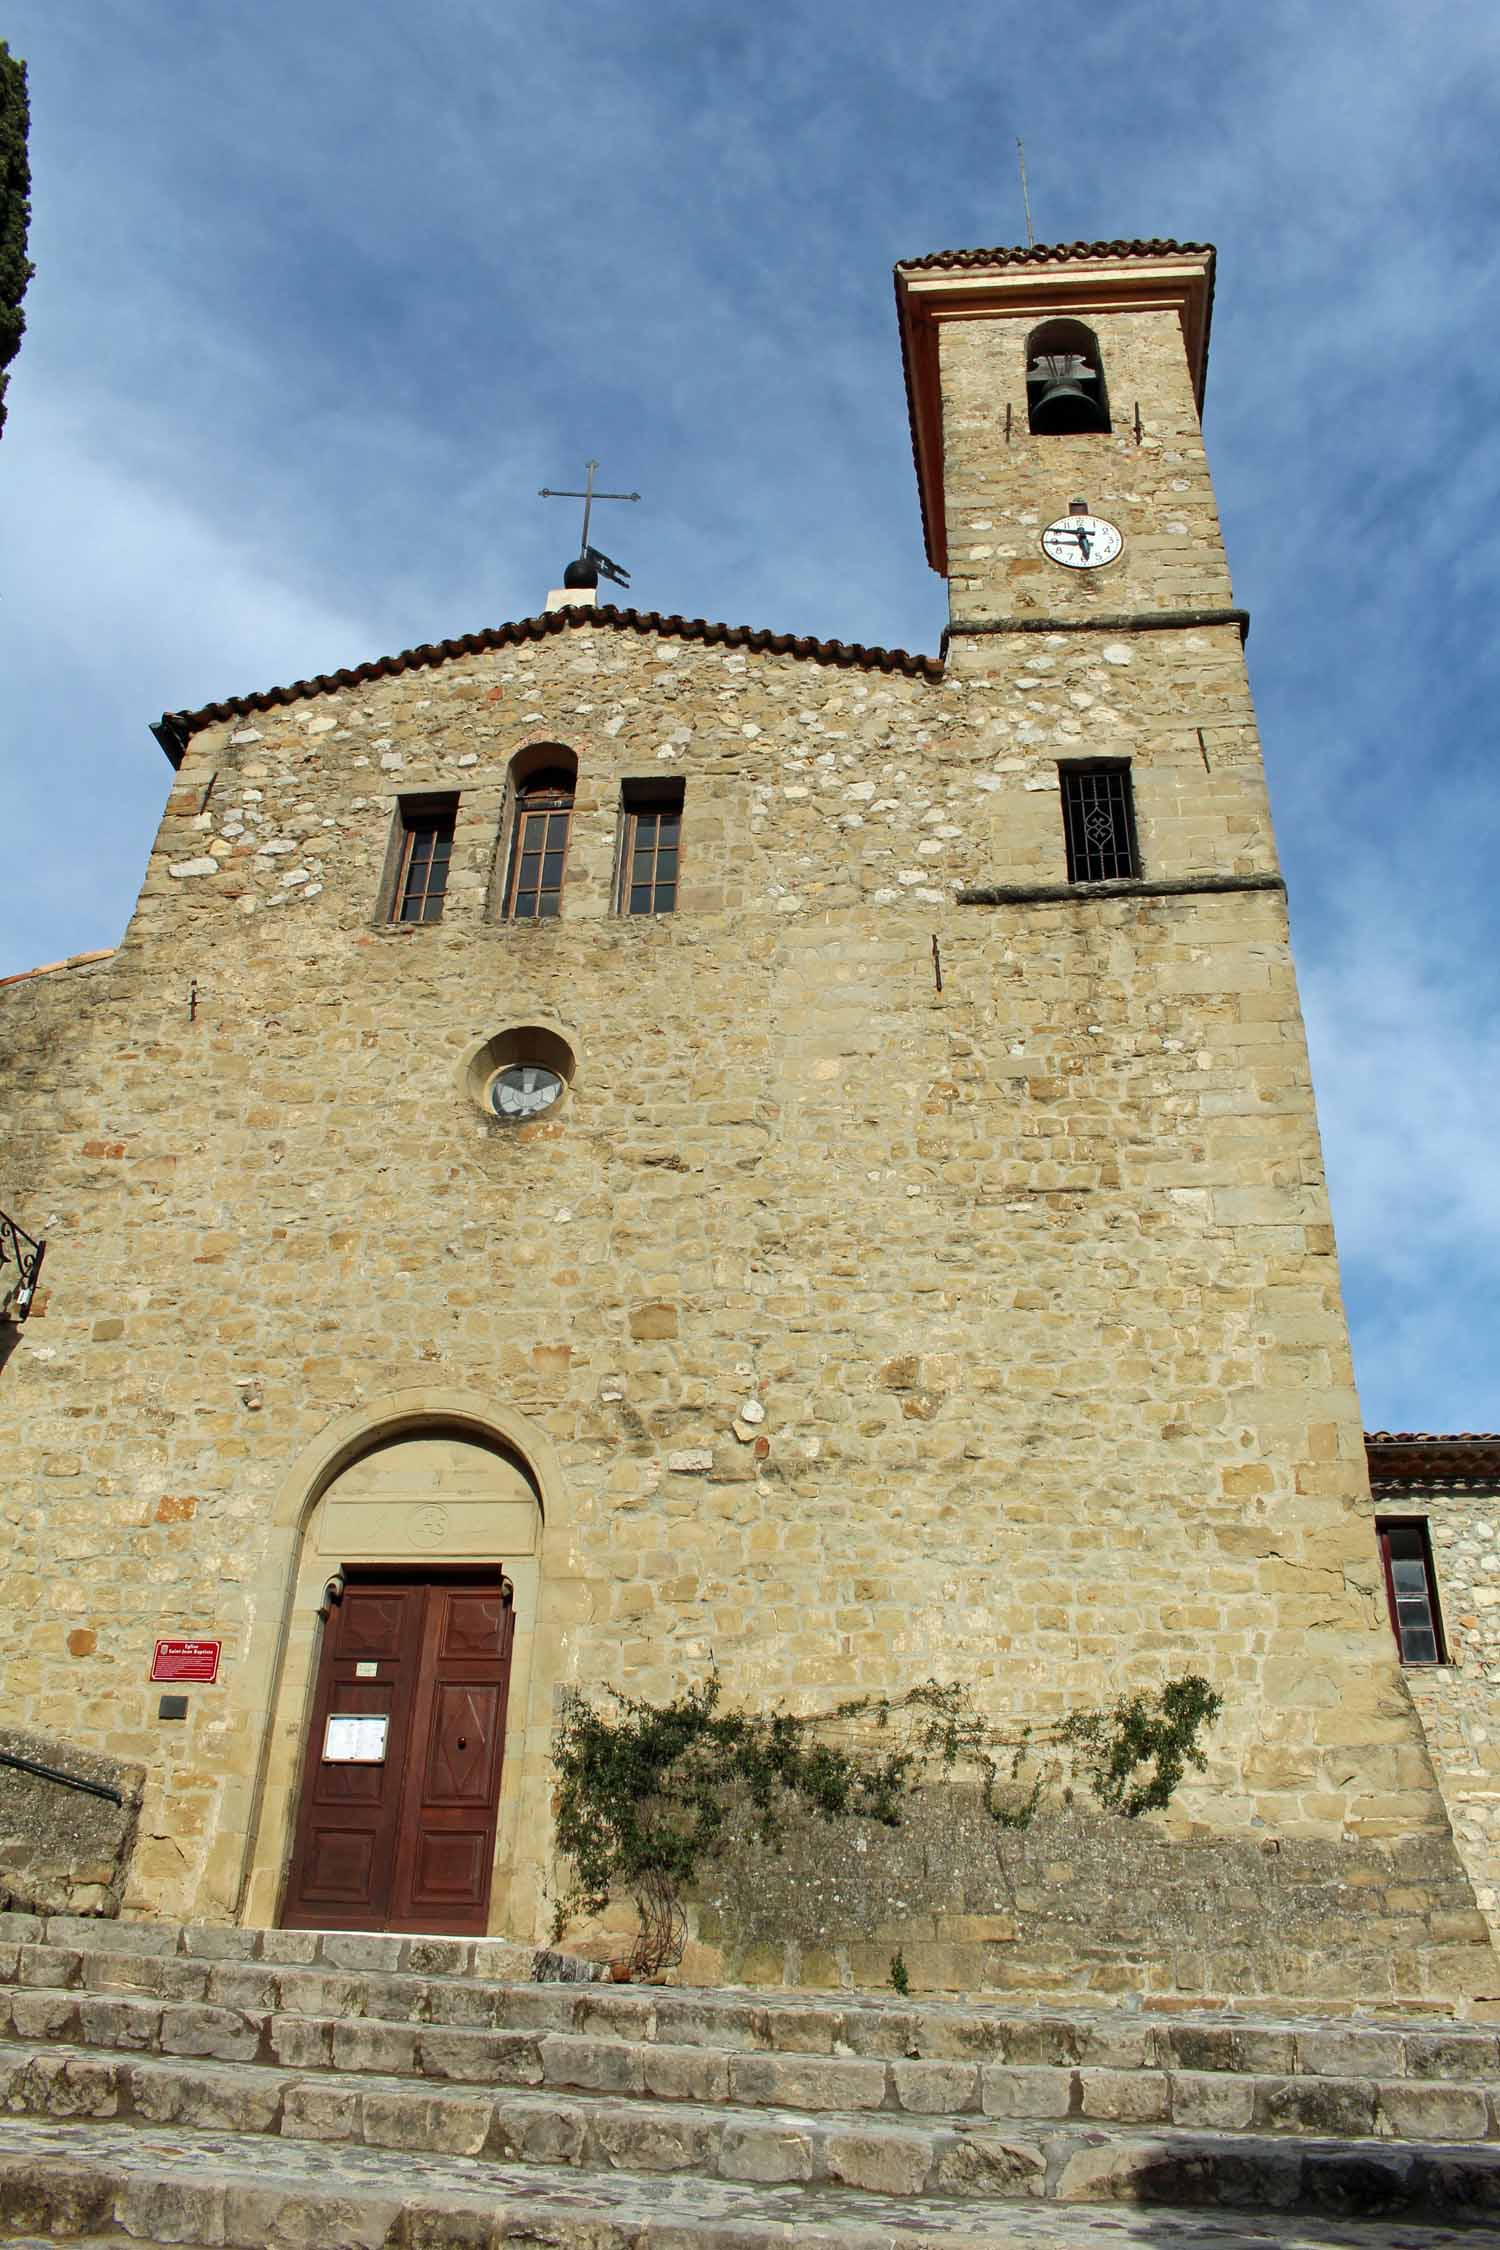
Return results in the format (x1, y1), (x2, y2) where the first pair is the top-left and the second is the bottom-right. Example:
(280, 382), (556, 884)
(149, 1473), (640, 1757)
(236, 1398), (568, 1935)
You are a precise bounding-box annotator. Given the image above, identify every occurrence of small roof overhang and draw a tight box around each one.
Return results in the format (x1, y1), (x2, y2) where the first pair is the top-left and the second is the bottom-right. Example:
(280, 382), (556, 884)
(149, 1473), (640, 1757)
(1365, 1431), (1500, 1485)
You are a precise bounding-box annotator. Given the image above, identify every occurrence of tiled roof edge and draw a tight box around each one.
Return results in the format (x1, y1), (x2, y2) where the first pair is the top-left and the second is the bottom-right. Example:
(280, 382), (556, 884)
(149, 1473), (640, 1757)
(152, 605), (945, 764)
(1365, 1431), (1500, 1482)
(893, 267), (938, 574)
(896, 237), (1214, 273)
(0, 946), (116, 993)
(1368, 1431), (1500, 1444)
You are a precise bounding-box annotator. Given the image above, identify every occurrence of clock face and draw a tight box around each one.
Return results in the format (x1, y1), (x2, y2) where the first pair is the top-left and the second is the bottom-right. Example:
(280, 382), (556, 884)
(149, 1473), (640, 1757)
(1041, 513), (1123, 570)
(490, 1063), (564, 1121)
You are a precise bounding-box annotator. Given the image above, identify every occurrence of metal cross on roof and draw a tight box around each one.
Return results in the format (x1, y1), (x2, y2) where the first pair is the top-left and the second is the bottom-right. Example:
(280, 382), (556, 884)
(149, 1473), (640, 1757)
(538, 459), (640, 588)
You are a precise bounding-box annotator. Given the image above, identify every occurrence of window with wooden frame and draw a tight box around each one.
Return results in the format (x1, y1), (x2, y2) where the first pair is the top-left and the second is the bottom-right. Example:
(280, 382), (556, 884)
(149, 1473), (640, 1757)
(1377, 1519), (1446, 1665)
(1060, 761), (1140, 883)
(388, 795), (457, 924)
(616, 780), (684, 916)
(502, 764), (575, 921)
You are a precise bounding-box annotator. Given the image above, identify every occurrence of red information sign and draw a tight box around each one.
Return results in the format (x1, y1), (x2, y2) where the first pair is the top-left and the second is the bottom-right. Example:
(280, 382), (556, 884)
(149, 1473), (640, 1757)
(150, 1639), (221, 1685)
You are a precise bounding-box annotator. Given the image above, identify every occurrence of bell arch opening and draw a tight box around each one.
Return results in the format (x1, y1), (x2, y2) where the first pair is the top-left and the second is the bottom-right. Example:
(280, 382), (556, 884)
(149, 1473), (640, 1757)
(1025, 316), (1111, 435)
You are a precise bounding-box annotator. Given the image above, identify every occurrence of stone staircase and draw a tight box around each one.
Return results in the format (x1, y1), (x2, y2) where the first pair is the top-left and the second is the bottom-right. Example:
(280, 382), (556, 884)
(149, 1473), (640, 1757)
(3, 1915), (1500, 2244)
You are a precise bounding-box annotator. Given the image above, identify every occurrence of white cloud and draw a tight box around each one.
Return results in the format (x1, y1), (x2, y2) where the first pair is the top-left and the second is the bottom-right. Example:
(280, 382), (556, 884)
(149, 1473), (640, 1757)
(3, 0), (1499, 1427)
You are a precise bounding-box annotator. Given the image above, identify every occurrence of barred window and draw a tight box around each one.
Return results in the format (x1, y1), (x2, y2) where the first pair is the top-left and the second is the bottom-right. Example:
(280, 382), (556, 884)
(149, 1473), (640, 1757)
(503, 768), (574, 921)
(617, 780), (684, 916)
(390, 797), (456, 924)
(1378, 1520), (1446, 1666)
(1060, 762), (1140, 883)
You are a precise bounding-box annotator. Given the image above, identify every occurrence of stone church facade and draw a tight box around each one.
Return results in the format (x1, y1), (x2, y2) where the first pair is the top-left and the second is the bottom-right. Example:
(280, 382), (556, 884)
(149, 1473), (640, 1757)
(2, 239), (1493, 2003)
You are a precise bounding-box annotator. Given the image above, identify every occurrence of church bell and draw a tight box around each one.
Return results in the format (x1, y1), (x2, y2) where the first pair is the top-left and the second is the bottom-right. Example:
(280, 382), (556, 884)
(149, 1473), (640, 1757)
(1027, 351), (1109, 435)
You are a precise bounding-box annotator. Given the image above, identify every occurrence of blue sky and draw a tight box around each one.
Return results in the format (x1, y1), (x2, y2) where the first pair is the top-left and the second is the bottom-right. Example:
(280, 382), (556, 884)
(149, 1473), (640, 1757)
(2, 0), (1499, 1432)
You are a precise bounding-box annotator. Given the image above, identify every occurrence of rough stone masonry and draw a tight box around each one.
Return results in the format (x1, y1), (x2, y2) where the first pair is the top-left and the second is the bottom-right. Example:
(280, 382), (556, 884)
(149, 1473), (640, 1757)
(0, 239), (1491, 2004)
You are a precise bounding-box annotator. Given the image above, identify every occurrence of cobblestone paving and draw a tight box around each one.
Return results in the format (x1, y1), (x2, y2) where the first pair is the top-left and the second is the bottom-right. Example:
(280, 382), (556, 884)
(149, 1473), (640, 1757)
(0, 2118), (1489, 2249)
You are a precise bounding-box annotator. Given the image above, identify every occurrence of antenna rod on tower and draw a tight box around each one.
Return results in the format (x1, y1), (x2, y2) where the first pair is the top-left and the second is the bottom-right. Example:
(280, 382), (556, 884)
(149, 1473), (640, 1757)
(1017, 137), (1036, 248)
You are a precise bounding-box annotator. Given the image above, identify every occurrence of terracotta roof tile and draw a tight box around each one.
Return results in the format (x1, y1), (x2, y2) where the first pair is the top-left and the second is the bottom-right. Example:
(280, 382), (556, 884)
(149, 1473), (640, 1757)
(152, 604), (944, 766)
(1365, 1431), (1500, 1481)
(896, 237), (1214, 273)
(0, 947), (115, 993)
(1368, 1430), (1500, 1444)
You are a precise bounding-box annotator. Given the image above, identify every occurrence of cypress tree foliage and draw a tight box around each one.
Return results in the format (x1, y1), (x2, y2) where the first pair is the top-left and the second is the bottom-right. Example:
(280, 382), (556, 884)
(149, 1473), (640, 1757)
(0, 41), (34, 441)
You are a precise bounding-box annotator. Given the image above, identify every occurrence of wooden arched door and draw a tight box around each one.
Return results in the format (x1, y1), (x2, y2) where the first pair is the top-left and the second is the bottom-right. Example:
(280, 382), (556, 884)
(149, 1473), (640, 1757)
(282, 1570), (515, 1934)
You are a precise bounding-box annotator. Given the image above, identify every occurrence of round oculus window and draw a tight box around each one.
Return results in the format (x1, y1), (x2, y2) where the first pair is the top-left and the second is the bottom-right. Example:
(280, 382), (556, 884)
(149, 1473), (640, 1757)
(490, 1062), (564, 1121)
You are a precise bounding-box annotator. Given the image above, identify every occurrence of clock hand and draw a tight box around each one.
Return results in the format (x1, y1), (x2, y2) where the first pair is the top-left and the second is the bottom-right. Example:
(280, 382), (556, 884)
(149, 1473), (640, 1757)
(1074, 525), (1092, 559)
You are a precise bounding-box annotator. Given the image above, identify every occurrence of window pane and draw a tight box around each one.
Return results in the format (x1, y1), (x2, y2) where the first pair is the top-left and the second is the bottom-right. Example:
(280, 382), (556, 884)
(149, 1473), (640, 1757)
(617, 789), (685, 914)
(504, 789), (571, 921)
(388, 802), (456, 923)
(1381, 1522), (1443, 1664)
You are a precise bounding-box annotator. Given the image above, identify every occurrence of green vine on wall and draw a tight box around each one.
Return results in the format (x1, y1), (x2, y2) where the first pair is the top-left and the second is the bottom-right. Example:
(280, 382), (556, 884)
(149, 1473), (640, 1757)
(550, 1670), (1221, 1978)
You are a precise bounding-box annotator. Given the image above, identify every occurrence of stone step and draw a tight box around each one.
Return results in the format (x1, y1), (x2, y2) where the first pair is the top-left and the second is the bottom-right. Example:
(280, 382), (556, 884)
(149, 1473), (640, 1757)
(3, 2112), (1500, 2240)
(0, 2232), (1487, 2250)
(3, 2039), (1498, 2191)
(10, 1975), (1500, 2127)
(7, 1910), (1488, 2027)
(9, 1934), (1500, 2085)
(0, 1910), (581, 1985)
(0, 2235), (1489, 2250)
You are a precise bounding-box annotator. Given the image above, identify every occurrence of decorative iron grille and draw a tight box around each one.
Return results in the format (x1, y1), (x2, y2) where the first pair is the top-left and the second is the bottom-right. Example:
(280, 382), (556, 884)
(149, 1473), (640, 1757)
(0, 1208), (46, 1321)
(1060, 764), (1140, 883)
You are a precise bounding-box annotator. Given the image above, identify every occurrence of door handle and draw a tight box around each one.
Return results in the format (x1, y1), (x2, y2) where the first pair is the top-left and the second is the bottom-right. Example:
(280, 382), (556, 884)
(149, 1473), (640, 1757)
(457, 1736), (467, 1749)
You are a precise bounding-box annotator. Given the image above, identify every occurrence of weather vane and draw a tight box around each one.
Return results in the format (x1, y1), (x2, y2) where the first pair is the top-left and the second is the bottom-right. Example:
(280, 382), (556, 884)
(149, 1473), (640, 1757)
(539, 459), (640, 591)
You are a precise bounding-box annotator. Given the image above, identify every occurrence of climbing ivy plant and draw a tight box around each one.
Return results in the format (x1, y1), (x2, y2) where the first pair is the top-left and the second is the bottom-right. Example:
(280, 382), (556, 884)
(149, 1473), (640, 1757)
(550, 1669), (1221, 1977)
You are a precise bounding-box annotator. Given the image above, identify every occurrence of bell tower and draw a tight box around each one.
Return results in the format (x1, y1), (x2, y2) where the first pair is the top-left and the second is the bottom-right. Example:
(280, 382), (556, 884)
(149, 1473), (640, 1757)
(895, 241), (1232, 638)
(877, 238), (1495, 1999)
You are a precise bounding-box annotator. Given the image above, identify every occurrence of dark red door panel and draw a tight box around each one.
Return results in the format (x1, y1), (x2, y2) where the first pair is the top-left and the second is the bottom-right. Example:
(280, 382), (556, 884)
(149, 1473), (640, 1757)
(282, 1573), (513, 1936)
(389, 1585), (515, 1932)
